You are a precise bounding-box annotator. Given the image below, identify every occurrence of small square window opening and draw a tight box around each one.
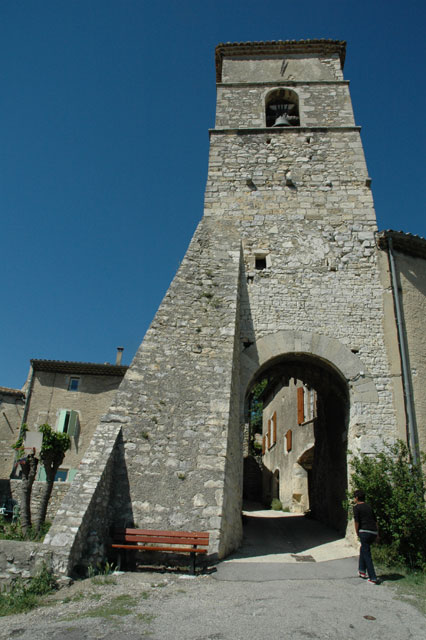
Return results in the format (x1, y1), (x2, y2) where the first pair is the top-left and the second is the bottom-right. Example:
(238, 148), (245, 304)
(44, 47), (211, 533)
(255, 257), (267, 270)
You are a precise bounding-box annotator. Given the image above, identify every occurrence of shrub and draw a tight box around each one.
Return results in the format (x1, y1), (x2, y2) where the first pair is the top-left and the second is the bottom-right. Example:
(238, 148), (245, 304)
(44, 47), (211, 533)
(348, 440), (426, 570)
(271, 498), (283, 511)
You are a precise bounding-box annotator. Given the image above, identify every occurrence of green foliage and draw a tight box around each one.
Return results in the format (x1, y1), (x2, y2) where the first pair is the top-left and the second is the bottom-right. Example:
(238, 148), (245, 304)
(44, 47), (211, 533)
(271, 498), (283, 511)
(88, 561), (117, 584)
(39, 423), (71, 461)
(0, 565), (56, 617)
(80, 594), (137, 619)
(12, 424), (28, 455)
(348, 440), (426, 570)
(250, 378), (268, 434)
(0, 517), (51, 541)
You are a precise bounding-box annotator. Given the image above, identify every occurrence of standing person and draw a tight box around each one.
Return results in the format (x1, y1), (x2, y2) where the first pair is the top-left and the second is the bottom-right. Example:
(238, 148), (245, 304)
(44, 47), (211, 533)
(353, 489), (379, 584)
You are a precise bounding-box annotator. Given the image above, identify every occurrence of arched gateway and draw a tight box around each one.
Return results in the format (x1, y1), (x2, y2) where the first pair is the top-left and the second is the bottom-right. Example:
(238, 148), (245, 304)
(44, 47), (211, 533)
(44, 41), (400, 576)
(241, 331), (378, 533)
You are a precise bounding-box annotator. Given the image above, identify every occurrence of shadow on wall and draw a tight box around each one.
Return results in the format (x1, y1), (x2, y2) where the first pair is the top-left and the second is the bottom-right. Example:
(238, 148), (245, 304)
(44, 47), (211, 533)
(109, 430), (134, 529)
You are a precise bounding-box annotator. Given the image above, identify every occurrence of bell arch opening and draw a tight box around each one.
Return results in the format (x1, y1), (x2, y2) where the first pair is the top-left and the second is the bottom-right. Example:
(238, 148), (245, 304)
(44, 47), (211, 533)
(265, 88), (300, 127)
(243, 353), (349, 533)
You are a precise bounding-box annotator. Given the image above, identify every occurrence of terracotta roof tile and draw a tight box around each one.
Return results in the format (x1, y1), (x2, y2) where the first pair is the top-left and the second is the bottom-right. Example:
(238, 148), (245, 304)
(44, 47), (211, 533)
(30, 359), (128, 376)
(0, 386), (25, 397)
(377, 230), (426, 260)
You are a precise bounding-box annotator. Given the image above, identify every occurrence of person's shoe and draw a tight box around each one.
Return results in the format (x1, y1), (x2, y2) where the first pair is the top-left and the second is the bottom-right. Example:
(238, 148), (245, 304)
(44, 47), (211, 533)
(367, 578), (379, 584)
(358, 571), (367, 579)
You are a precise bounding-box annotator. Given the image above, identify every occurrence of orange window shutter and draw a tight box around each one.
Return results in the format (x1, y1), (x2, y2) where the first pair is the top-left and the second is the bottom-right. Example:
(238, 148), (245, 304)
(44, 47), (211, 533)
(262, 435), (266, 455)
(297, 387), (304, 425)
(272, 412), (277, 445)
(286, 429), (292, 452)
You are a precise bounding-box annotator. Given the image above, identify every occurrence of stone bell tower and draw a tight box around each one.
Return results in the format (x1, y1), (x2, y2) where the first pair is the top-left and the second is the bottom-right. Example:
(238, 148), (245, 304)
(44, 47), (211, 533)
(45, 41), (400, 572)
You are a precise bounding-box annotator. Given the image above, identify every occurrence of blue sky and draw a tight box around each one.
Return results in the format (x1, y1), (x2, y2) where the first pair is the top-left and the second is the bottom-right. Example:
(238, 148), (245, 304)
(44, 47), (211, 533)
(1, 0), (425, 389)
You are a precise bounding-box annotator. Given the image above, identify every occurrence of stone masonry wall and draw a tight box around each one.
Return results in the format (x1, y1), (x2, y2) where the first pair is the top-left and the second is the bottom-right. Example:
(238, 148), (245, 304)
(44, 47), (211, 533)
(215, 83), (354, 129)
(43, 424), (121, 576)
(204, 126), (398, 451)
(0, 540), (54, 588)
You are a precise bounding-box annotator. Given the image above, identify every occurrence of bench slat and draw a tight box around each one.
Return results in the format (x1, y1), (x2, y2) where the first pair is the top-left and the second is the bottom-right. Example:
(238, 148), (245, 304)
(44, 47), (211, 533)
(113, 535), (208, 546)
(114, 528), (209, 541)
(111, 544), (207, 553)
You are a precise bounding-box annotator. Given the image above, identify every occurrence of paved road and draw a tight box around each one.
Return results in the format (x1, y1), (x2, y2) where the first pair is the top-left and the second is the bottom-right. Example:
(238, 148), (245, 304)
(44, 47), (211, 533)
(2, 512), (425, 640)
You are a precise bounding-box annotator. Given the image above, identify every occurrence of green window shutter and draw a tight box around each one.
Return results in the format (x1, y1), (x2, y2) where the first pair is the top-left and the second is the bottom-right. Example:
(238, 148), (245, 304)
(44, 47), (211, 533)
(57, 409), (67, 433)
(68, 468), (78, 483)
(37, 465), (47, 481)
(67, 411), (79, 437)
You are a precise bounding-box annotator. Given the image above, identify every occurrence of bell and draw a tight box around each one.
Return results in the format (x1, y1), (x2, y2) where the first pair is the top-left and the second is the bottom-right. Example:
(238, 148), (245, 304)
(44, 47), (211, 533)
(273, 113), (291, 127)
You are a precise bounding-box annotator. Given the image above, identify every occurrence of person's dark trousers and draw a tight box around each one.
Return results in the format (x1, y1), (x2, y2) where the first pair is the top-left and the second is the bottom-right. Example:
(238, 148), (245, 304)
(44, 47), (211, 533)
(359, 532), (377, 580)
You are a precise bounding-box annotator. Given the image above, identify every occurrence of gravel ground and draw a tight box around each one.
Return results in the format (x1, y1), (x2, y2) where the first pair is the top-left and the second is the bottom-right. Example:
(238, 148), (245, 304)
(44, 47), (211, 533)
(1, 563), (425, 640)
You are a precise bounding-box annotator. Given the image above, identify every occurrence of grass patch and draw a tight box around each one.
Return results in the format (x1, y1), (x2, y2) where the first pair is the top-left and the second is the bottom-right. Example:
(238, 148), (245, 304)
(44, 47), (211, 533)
(90, 576), (117, 586)
(137, 612), (156, 623)
(0, 517), (51, 542)
(81, 594), (137, 620)
(0, 566), (56, 617)
(373, 548), (426, 614)
(386, 571), (426, 615)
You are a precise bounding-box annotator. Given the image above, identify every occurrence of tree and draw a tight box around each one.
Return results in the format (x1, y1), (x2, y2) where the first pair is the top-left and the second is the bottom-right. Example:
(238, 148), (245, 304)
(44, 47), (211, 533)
(35, 424), (70, 532)
(12, 424), (39, 534)
(348, 440), (426, 569)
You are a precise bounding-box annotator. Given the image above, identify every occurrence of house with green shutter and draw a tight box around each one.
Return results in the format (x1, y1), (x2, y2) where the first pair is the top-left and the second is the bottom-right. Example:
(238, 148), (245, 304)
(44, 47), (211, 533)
(0, 352), (127, 519)
(22, 356), (128, 483)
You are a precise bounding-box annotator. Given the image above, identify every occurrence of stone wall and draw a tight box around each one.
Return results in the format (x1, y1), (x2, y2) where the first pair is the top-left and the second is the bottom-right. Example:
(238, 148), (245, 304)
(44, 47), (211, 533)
(215, 83), (354, 129)
(396, 251), (426, 456)
(261, 380), (315, 512)
(205, 124), (397, 450)
(378, 247), (426, 456)
(43, 423), (122, 576)
(0, 540), (54, 587)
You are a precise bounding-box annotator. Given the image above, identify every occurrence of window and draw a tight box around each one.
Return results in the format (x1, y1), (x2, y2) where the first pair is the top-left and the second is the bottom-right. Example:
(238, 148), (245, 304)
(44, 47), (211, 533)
(268, 412), (277, 448)
(266, 89), (300, 127)
(68, 377), (80, 391)
(297, 387), (304, 425)
(57, 409), (79, 437)
(37, 467), (78, 482)
(255, 257), (267, 270)
(285, 429), (292, 453)
(55, 469), (68, 482)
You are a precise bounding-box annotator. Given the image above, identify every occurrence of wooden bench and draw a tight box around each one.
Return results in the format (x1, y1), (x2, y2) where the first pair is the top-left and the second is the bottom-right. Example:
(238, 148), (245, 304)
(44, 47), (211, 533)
(111, 528), (210, 574)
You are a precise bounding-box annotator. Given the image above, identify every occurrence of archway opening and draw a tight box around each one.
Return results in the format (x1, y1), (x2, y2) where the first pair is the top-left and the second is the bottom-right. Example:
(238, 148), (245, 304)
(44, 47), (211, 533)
(243, 353), (348, 533)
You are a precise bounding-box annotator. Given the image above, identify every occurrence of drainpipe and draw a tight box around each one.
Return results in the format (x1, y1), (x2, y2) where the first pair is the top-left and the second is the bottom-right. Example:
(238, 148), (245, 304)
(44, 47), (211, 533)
(387, 236), (419, 465)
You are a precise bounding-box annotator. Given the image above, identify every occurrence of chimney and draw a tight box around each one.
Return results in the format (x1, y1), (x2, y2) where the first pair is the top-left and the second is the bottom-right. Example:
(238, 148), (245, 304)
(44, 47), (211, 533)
(115, 347), (124, 366)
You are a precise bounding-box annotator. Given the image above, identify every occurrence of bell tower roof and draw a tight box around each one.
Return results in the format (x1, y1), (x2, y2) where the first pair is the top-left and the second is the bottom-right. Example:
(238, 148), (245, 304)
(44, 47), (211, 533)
(215, 39), (346, 82)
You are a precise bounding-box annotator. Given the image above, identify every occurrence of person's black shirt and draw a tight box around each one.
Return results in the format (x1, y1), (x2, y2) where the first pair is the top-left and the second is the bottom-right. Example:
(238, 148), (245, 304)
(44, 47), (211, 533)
(353, 502), (378, 533)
